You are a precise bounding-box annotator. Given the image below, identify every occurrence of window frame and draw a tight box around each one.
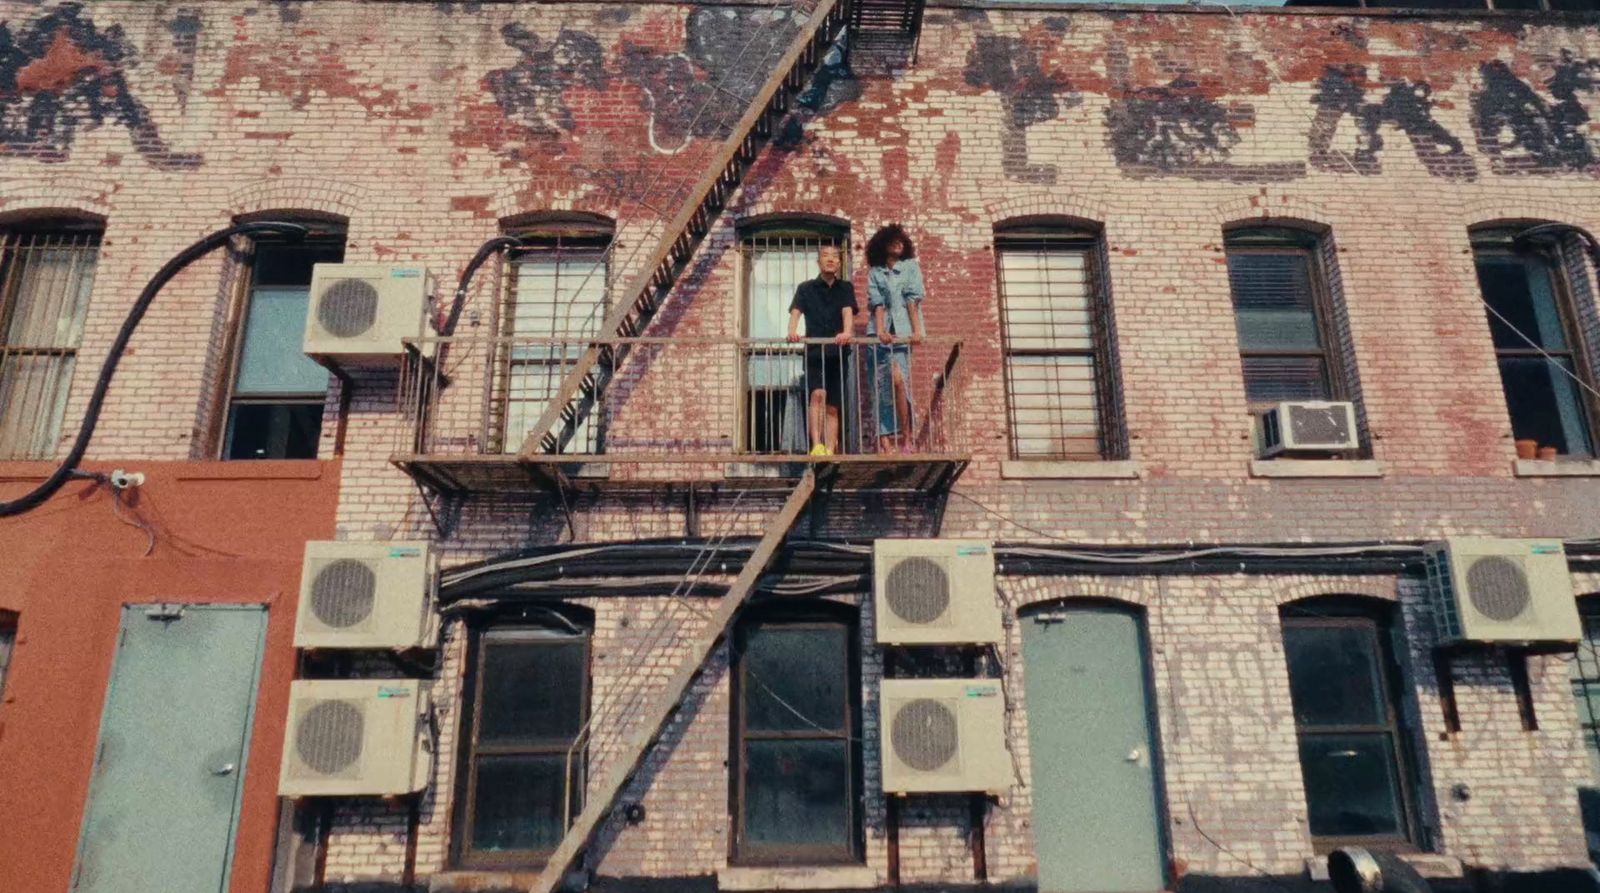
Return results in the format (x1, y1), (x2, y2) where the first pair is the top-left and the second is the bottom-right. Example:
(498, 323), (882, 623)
(735, 219), (852, 455)
(0, 610), (16, 705)
(1225, 226), (1348, 415)
(1572, 598), (1600, 775)
(728, 605), (863, 866)
(1280, 602), (1423, 852)
(451, 620), (592, 870)
(217, 226), (345, 461)
(1470, 230), (1599, 458)
(0, 220), (103, 460)
(994, 223), (1121, 461)
(497, 223), (614, 455)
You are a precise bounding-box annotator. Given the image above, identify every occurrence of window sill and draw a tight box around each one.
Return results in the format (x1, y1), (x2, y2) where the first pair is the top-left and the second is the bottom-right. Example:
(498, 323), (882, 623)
(1514, 458), (1600, 477)
(1001, 459), (1142, 480)
(718, 864), (878, 891)
(1249, 458), (1383, 479)
(1305, 852), (1461, 881)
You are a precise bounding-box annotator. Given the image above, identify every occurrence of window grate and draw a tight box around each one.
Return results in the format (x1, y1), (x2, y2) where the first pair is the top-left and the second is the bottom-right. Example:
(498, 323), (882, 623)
(0, 229), (100, 459)
(997, 237), (1114, 460)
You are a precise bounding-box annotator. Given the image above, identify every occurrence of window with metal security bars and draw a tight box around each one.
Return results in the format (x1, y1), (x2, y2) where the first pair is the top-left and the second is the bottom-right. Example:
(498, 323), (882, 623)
(0, 224), (100, 459)
(1472, 231), (1597, 459)
(453, 624), (590, 869)
(1572, 600), (1600, 857)
(1226, 227), (1343, 413)
(222, 233), (343, 460)
(500, 233), (609, 454)
(731, 608), (861, 864)
(1281, 600), (1421, 850)
(740, 225), (850, 454)
(995, 228), (1118, 460)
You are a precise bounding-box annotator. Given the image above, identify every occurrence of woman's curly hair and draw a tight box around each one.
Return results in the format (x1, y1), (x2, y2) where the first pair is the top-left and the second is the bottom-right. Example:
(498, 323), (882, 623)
(865, 224), (916, 269)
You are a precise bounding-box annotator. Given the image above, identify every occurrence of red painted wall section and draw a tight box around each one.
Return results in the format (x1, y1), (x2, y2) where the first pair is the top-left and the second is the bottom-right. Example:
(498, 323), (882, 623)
(0, 459), (341, 893)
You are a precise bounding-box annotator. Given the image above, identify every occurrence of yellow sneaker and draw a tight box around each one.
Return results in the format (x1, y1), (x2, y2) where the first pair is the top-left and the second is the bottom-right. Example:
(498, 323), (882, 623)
(809, 444), (832, 457)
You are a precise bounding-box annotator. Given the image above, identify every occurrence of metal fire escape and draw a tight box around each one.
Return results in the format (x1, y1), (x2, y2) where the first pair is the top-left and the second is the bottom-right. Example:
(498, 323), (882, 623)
(517, 1), (924, 890)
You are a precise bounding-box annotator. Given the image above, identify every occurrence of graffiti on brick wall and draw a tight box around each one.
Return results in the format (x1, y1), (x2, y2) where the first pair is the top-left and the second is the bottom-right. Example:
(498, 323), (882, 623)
(487, 24), (607, 137)
(0, 4), (199, 169)
(1309, 65), (1474, 179)
(964, 31), (1076, 184)
(1473, 54), (1600, 175)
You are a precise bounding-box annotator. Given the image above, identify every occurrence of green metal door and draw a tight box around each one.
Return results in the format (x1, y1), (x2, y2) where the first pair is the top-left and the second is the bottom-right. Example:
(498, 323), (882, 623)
(1022, 605), (1167, 893)
(73, 605), (267, 893)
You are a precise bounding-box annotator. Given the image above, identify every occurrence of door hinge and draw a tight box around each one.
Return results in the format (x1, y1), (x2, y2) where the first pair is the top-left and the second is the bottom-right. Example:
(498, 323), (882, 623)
(144, 604), (185, 621)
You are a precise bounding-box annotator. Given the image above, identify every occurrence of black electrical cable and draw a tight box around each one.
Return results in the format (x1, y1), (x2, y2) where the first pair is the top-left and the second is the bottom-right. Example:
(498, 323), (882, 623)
(441, 236), (523, 337)
(0, 221), (308, 518)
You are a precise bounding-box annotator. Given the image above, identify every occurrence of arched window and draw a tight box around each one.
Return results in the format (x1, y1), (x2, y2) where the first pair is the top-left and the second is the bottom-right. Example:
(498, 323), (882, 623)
(1225, 225), (1362, 455)
(729, 601), (861, 863)
(994, 217), (1123, 460)
(1471, 224), (1597, 459)
(0, 216), (103, 459)
(498, 213), (612, 454)
(452, 606), (593, 869)
(737, 216), (851, 454)
(1279, 596), (1421, 848)
(221, 215), (345, 460)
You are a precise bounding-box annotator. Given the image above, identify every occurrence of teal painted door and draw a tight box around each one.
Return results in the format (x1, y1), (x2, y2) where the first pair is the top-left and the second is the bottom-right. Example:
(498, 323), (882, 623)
(73, 605), (267, 893)
(1022, 605), (1167, 893)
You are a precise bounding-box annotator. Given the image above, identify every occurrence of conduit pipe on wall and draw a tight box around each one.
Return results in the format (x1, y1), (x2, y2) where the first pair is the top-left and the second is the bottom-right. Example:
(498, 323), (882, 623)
(0, 221), (307, 518)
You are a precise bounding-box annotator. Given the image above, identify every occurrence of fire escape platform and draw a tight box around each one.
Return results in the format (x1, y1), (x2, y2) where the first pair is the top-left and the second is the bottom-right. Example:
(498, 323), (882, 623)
(393, 451), (968, 497)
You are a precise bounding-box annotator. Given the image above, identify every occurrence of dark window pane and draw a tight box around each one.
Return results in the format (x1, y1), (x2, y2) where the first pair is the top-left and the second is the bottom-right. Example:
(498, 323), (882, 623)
(1476, 256), (1570, 352)
(478, 638), (585, 744)
(1242, 356), (1332, 404)
(0, 623), (13, 702)
(1498, 356), (1595, 457)
(743, 739), (851, 851)
(744, 625), (849, 732)
(1548, 0), (1597, 9)
(1299, 733), (1406, 838)
(253, 241), (343, 288)
(1283, 624), (1387, 727)
(1228, 252), (1323, 351)
(224, 402), (323, 460)
(470, 754), (568, 854)
(1494, 0), (1543, 8)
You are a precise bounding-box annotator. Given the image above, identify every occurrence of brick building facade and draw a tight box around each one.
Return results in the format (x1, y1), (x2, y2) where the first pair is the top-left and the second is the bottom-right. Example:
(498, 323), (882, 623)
(3, 0), (1600, 891)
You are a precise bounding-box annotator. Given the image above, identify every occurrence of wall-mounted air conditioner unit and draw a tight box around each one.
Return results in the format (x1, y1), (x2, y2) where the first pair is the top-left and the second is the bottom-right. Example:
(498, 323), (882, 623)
(294, 541), (437, 650)
(873, 539), (1002, 646)
(1258, 401), (1358, 457)
(880, 679), (1010, 795)
(1425, 537), (1579, 648)
(303, 263), (432, 366)
(279, 679), (433, 797)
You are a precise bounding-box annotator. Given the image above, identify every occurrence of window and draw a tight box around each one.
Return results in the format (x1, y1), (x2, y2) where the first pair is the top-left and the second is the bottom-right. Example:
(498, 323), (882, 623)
(0, 612), (15, 703)
(1281, 600), (1420, 849)
(454, 623), (590, 869)
(1572, 600), (1600, 775)
(501, 221), (610, 454)
(1473, 230), (1596, 459)
(0, 221), (101, 459)
(1227, 226), (1345, 414)
(740, 223), (849, 454)
(222, 232), (343, 459)
(995, 223), (1119, 460)
(731, 608), (860, 864)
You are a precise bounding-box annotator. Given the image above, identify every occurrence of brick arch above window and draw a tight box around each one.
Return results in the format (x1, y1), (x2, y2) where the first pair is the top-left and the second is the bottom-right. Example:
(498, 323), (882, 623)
(984, 194), (1110, 230)
(1463, 198), (1596, 235)
(1211, 192), (1334, 229)
(1004, 576), (1153, 611)
(226, 178), (367, 222)
(0, 179), (113, 223)
(491, 183), (616, 224)
(1270, 577), (1399, 608)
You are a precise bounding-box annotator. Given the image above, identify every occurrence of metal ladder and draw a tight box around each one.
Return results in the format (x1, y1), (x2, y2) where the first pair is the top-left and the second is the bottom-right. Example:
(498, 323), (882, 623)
(517, 0), (850, 459)
(530, 471), (817, 893)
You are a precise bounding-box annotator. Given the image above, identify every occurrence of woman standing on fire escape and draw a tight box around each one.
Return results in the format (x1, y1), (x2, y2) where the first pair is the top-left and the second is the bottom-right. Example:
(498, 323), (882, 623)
(866, 224), (926, 453)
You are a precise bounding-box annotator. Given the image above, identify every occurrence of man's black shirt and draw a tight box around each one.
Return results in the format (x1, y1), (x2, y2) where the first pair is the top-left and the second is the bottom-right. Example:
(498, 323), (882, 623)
(789, 276), (856, 339)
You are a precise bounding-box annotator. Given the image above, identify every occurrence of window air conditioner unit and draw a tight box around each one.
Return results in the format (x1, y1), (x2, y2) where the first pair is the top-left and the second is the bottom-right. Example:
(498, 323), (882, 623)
(1425, 537), (1579, 648)
(1258, 401), (1358, 456)
(880, 679), (1010, 795)
(303, 263), (433, 365)
(294, 541), (438, 650)
(873, 539), (1002, 646)
(279, 679), (434, 797)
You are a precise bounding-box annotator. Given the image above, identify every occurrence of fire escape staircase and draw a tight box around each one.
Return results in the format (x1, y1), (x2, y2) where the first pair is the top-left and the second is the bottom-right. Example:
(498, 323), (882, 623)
(511, 1), (931, 890)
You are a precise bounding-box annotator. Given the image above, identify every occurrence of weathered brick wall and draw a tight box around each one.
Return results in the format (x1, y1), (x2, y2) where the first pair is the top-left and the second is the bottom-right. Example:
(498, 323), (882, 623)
(7, 0), (1600, 888)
